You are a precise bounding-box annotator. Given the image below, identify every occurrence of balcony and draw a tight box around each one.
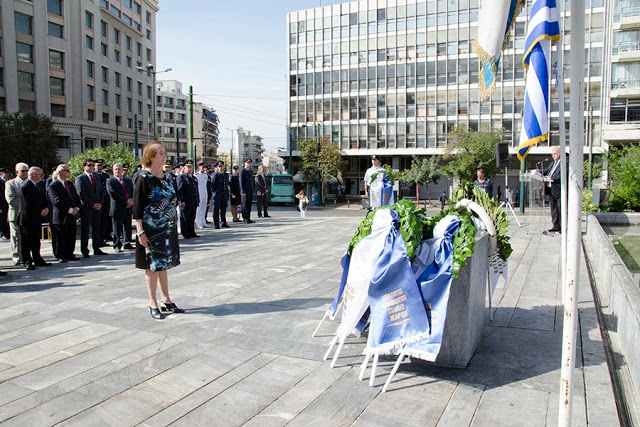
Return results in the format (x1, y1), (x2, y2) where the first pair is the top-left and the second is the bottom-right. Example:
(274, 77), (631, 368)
(611, 79), (640, 98)
(612, 41), (640, 62)
(618, 6), (640, 30)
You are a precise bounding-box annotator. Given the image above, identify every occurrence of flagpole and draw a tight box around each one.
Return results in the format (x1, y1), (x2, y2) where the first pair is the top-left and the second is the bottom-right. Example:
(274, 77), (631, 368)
(558, 0), (584, 424)
(555, 0), (568, 307)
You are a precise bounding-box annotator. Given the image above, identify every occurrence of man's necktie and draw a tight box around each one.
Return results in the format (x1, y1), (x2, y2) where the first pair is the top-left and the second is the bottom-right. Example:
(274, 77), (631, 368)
(120, 179), (129, 199)
(64, 181), (71, 197)
(90, 175), (95, 189)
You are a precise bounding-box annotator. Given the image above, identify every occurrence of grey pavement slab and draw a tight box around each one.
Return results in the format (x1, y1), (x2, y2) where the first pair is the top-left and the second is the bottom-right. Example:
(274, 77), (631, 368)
(0, 209), (621, 425)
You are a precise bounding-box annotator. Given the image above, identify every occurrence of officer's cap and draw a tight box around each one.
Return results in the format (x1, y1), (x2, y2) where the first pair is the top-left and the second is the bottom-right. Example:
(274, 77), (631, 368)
(185, 160), (193, 166)
(0, 167), (8, 173)
(177, 162), (184, 168)
(244, 158), (252, 164)
(136, 164), (142, 169)
(123, 162), (130, 169)
(165, 160), (172, 167)
(95, 158), (105, 165)
(217, 160), (225, 165)
(232, 165), (239, 170)
(371, 154), (380, 160)
(197, 161), (205, 167)
(103, 164), (110, 170)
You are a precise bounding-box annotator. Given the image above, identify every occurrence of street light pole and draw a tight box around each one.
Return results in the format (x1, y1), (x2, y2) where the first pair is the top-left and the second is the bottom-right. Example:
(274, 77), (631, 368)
(151, 65), (156, 140)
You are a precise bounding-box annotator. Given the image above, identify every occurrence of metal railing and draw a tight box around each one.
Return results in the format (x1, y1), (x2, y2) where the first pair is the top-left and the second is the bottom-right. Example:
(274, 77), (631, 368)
(615, 5), (640, 22)
(613, 40), (640, 55)
(611, 78), (640, 89)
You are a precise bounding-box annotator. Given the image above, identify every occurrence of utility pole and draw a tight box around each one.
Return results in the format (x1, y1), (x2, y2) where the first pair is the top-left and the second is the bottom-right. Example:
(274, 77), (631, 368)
(519, 158), (525, 214)
(115, 121), (119, 143)
(80, 124), (84, 153)
(134, 113), (139, 160)
(176, 131), (180, 164)
(189, 85), (194, 160)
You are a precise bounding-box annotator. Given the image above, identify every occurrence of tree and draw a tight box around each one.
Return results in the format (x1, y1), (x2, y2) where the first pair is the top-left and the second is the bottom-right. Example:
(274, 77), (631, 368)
(441, 125), (503, 182)
(217, 152), (230, 166)
(68, 143), (136, 181)
(0, 113), (61, 173)
(608, 144), (640, 212)
(401, 156), (441, 205)
(298, 137), (346, 203)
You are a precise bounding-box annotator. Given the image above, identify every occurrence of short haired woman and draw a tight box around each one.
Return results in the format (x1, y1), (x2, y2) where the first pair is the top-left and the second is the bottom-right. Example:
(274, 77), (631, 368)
(133, 141), (183, 319)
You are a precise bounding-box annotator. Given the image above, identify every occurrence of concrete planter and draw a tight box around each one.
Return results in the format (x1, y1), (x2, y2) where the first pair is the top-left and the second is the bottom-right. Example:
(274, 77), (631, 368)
(432, 233), (489, 368)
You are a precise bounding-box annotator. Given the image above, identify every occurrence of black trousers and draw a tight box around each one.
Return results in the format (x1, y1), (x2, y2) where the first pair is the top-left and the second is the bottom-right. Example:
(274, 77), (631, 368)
(220, 198), (228, 225)
(181, 205), (197, 237)
(0, 209), (9, 237)
(213, 197), (224, 227)
(256, 195), (268, 217)
(111, 214), (126, 248)
(241, 195), (253, 222)
(101, 205), (111, 241)
(52, 222), (76, 259)
(80, 207), (101, 254)
(124, 211), (132, 244)
(549, 192), (561, 230)
(20, 221), (43, 265)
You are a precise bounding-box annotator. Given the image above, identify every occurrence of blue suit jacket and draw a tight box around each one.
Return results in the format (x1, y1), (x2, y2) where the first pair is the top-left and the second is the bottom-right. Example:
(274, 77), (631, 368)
(106, 177), (133, 217)
(75, 173), (104, 209)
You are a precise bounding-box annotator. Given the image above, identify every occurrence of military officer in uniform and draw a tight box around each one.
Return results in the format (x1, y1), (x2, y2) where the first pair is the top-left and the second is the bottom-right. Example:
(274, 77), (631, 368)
(210, 161), (230, 229)
(239, 158), (254, 224)
(176, 159), (199, 238)
(218, 161), (230, 227)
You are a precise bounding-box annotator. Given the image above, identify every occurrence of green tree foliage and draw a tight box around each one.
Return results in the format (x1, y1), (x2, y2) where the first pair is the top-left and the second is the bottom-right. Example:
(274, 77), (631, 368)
(401, 156), (441, 196)
(441, 125), (503, 181)
(298, 138), (346, 183)
(608, 144), (640, 212)
(67, 143), (136, 181)
(583, 157), (603, 187)
(0, 113), (61, 173)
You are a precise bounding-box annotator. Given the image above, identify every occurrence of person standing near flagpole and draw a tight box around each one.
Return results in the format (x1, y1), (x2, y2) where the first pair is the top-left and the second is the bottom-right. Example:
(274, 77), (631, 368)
(541, 146), (567, 233)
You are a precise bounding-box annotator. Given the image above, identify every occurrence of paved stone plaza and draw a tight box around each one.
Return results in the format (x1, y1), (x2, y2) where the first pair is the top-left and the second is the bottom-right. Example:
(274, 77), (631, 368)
(0, 206), (620, 426)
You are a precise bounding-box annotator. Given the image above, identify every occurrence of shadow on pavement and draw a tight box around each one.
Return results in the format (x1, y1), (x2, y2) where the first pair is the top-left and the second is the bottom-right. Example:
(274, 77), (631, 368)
(187, 297), (334, 316)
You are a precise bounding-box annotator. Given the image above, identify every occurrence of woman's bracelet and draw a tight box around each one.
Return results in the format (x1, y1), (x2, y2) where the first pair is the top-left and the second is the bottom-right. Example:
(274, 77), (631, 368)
(137, 230), (146, 237)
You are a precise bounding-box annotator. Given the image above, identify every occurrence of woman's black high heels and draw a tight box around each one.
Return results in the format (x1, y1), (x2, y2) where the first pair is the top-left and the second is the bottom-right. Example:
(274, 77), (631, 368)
(160, 301), (185, 313)
(149, 307), (166, 320)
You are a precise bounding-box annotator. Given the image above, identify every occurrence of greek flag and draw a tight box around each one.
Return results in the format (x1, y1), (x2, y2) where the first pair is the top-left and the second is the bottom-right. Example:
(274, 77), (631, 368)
(476, 0), (524, 102)
(517, 0), (560, 160)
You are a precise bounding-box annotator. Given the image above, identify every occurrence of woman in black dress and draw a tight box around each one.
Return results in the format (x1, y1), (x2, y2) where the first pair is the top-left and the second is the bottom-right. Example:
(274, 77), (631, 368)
(133, 142), (184, 320)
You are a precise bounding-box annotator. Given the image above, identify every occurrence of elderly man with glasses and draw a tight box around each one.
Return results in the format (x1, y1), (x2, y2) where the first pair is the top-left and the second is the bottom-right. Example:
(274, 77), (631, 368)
(47, 164), (81, 262)
(5, 163), (29, 265)
(18, 167), (51, 270)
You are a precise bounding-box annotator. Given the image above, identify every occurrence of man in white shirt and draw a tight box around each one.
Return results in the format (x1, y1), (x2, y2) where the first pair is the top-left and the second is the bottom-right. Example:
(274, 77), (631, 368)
(5, 163), (29, 265)
(363, 155), (384, 199)
(195, 162), (209, 229)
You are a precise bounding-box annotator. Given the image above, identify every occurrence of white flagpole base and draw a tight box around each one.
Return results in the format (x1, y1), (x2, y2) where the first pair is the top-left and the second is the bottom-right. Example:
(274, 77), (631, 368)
(359, 352), (372, 380)
(323, 335), (339, 361)
(487, 266), (494, 321)
(312, 312), (328, 337)
(369, 353), (379, 386)
(382, 350), (407, 393)
(330, 337), (346, 368)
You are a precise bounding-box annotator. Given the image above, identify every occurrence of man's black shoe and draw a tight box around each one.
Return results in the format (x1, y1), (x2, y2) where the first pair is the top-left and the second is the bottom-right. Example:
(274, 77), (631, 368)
(247, 220), (255, 224)
(67, 256), (81, 261)
(214, 226), (221, 229)
(0, 271), (7, 276)
(192, 234), (200, 238)
(57, 258), (68, 263)
(94, 250), (108, 256)
(34, 260), (52, 267)
(221, 224), (230, 228)
(99, 241), (110, 247)
(547, 228), (561, 233)
(24, 263), (35, 271)
(264, 215), (271, 218)
(82, 253), (90, 258)
(123, 244), (135, 250)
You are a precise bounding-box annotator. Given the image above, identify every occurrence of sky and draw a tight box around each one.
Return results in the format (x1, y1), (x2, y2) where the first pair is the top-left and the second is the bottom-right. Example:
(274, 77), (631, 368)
(156, 0), (347, 154)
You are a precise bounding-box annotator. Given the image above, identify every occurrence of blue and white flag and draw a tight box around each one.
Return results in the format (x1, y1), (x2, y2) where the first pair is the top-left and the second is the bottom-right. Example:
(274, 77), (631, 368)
(476, 0), (524, 102)
(369, 174), (394, 208)
(404, 215), (461, 361)
(517, 0), (560, 160)
(364, 212), (430, 356)
(327, 252), (350, 320)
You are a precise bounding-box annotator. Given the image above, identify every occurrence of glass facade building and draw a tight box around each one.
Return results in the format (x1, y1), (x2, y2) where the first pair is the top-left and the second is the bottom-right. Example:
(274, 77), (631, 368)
(287, 0), (607, 195)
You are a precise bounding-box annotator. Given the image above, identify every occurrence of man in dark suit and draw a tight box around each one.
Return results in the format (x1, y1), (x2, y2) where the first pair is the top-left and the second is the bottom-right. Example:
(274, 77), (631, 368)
(0, 167), (10, 239)
(75, 159), (108, 257)
(47, 164), (80, 262)
(542, 147), (568, 233)
(176, 159), (199, 238)
(229, 165), (241, 222)
(18, 167), (50, 270)
(239, 158), (254, 224)
(210, 161), (229, 229)
(255, 165), (270, 218)
(106, 163), (134, 251)
(95, 159), (111, 246)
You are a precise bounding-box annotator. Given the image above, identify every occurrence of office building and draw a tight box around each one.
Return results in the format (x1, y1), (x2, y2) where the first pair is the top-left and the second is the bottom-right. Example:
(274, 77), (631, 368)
(1, 0), (158, 160)
(287, 0), (606, 196)
(156, 79), (187, 161)
(234, 127), (264, 172)
(191, 102), (220, 165)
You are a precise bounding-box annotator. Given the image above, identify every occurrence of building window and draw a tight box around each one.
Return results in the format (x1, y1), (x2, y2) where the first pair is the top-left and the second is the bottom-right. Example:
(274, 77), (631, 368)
(86, 11), (94, 29)
(123, 14), (133, 26)
(133, 21), (141, 31)
(15, 13), (32, 35)
(102, 89), (109, 105)
(50, 77), (65, 96)
(145, 10), (150, 23)
(18, 71), (34, 91)
(103, 112), (109, 124)
(16, 42), (34, 64)
(146, 29), (151, 40)
(101, 20), (108, 38)
(138, 101), (143, 113)
(86, 60), (95, 78)
(146, 48), (152, 62)
(136, 42), (142, 56)
(88, 109), (95, 121)
(115, 115), (121, 127)
(87, 85), (95, 102)
(49, 50), (64, 69)
(50, 104), (65, 117)
(114, 49), (121, 62)
(123, 0), (132, 8)
(133, 2), (141, 15)
(127, 117), (133, 128)
(47, 0), (63, 16)
(115, 72), (121, 88)
(86, 35), (94, 49)
(126, 36), (132, 50)
(115, 93), (121, 109)
(127, 97), (132, 112)
(137, 81), (142, 96)
(0, 69), (3, 88)
(109, 4), (121, 18)
(101, 43), (108, 56)
(113, 28), (120, 44)
(101, 66), (109, 83)
(19, 100), (36, 113)
(126, 56), (132, 67)
(147, 85), (152, 99)
(48, 22), (64, 38)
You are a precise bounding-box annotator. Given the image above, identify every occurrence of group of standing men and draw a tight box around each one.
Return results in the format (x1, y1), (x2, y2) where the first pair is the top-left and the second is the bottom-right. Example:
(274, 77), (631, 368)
(0, 159), (137, 274)
(162, 157), (270, 240)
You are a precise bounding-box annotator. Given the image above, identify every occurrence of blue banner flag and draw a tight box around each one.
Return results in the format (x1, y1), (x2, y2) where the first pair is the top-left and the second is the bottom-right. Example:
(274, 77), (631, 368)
(476, 0), (524, 102)
(404, 215), (461, 361)
(364, 211), (430, 355)
(327, 252), (350, 320)
(517, 0), (561, 160)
